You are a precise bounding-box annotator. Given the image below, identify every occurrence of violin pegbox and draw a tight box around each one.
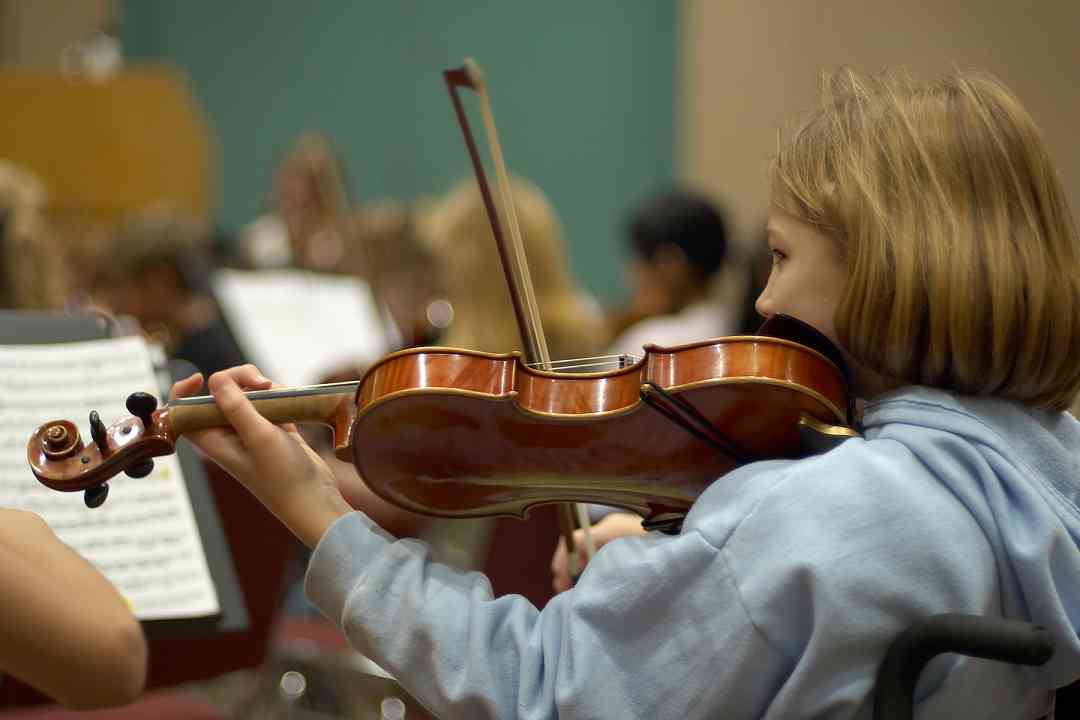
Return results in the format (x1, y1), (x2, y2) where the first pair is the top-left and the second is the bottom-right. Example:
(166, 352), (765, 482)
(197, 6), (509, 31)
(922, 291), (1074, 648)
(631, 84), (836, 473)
(28, 394), (174, 505)
(126, 391), (158, 430)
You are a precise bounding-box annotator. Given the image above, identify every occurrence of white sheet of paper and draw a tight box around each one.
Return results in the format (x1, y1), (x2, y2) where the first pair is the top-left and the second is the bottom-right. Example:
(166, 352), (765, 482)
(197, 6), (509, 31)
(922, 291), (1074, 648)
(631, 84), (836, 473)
(212, 269), (391, 387)
(0, 336), (220, 621)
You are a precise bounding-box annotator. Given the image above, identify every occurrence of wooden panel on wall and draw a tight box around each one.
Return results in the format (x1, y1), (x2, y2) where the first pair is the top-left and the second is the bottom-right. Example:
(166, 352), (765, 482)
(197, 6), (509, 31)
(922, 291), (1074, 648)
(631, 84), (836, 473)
(0, 65), (214, 228)
(679, 0), (1080, 248)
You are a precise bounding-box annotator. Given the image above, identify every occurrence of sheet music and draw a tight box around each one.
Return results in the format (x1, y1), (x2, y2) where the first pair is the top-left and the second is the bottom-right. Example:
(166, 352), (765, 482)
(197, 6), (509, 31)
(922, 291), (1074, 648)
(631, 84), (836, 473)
(0, 336), (220, 621)
(213, 269), (392, 388)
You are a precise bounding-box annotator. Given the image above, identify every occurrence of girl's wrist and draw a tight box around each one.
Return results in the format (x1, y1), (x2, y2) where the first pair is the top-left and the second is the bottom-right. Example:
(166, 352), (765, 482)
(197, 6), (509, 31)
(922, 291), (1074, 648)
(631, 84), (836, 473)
(273, 484), (354, 549)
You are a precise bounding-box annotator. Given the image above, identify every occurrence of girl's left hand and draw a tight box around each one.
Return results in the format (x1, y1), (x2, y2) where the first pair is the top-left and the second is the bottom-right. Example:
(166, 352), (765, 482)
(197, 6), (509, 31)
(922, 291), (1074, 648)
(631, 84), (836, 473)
(171, 364), (353, 548)
(550, 511), (648, 593)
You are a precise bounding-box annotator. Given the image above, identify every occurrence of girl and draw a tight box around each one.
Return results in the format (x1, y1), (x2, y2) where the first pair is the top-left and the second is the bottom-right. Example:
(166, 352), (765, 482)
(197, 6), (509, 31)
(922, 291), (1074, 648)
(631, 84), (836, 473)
(173, 69), (1080, 719)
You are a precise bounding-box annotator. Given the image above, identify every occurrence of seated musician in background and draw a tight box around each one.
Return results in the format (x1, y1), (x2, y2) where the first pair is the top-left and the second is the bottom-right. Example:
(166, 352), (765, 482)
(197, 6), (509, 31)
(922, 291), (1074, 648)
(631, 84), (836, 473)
(239, 131), (352, 272)
(0, 163), (147, 708)
(606, 188), (735, 356)
(422, 175), (607, 366)
(173, 69), (1080, 719)
(356, 199), (448, 348)
(89, 207), (247, 380)
(0, 161), (69, 310)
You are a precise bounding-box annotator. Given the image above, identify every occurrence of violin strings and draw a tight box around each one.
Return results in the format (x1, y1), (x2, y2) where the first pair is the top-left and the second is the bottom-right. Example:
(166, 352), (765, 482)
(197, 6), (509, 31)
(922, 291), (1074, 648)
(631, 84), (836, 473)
(524, 354), (640, 371)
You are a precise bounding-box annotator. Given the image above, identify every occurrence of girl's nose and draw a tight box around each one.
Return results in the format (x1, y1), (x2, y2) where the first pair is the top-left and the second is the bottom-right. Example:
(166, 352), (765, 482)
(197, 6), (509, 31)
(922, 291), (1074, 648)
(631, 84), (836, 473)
(754, 288), (773, 320)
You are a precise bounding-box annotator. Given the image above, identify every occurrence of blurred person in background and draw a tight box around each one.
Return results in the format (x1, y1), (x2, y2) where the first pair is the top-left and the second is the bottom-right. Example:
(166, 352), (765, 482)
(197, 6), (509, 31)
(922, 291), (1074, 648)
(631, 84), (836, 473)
(90, 207), (247, 380)
(606, 188), (734, 357)
(239, 132), (352, 272)
(0, 161), (69, 310)
(423, 175), (607, 362)
(319, 198), (449, 370)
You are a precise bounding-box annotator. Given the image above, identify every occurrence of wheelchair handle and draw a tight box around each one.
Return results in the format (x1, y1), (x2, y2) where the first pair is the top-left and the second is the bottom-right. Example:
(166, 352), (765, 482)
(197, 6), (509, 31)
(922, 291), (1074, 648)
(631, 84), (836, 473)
(874, 613), (1055, 720)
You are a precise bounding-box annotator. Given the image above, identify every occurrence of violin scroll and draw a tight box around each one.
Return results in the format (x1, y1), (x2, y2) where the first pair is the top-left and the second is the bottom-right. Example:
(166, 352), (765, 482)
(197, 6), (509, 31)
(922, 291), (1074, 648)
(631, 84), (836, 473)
(28, 391), (177, 507)
(28, 383), (361, 507)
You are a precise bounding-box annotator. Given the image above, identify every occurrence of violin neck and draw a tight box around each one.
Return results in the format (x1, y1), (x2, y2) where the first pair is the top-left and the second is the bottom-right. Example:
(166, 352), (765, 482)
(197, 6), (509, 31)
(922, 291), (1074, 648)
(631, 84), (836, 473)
(168, 382), (359, 436)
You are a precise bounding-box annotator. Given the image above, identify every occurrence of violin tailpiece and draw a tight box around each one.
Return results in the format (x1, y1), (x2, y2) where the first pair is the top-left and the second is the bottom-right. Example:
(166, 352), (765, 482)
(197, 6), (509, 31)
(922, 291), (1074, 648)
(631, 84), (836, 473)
(639, 382), (755, 464)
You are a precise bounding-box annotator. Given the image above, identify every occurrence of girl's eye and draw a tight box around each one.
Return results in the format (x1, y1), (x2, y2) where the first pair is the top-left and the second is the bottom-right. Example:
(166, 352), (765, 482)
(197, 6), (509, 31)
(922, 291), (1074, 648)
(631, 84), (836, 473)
(770, 249), (786, 265)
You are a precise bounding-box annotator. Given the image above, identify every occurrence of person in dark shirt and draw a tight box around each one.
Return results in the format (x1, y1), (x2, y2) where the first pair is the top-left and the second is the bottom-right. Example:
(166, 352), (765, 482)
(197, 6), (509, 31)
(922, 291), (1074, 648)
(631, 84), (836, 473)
(90, 208), (246, 380)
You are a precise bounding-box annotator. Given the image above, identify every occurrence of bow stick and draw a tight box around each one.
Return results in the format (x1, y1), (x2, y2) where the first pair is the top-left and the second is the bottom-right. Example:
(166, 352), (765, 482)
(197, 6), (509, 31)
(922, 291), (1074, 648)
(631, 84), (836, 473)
(443, 58), (595, 578)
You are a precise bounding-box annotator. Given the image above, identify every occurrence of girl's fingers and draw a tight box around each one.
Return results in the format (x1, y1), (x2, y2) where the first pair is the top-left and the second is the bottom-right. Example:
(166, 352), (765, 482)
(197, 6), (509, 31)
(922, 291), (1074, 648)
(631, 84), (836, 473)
(184, 427), (256, 480)
(207, 371), (278, 449)
(551, 540), (571, 592)
(551, 539), (567, 575)
(169, 372), (204, 401)
(223, 363), (275, 391)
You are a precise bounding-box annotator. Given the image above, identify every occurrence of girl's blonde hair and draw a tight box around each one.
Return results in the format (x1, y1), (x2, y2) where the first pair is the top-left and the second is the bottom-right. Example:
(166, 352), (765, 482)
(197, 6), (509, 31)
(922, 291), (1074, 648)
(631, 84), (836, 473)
(772, 69), (1080, 410)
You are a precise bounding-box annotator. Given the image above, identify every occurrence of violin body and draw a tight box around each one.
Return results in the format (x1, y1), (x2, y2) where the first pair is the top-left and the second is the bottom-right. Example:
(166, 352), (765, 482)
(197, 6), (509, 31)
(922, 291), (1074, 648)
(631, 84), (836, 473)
(346, 331), (852, 524)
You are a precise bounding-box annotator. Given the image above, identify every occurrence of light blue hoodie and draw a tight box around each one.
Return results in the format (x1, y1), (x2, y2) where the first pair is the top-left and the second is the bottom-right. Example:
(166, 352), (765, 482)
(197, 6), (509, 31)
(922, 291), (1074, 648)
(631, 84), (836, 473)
(305, 386), (1080, 719)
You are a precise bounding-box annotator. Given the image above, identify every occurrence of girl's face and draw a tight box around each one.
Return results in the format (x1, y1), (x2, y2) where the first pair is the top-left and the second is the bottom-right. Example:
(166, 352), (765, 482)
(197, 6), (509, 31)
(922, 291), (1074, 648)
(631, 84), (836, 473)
(756, 204), (885, 400)
(755, 204), (847, 351)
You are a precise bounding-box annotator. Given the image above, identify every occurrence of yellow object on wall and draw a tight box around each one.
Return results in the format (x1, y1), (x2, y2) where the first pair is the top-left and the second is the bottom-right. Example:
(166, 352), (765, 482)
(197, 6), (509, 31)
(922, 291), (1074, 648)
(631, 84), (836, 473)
(0, 64), (214, 228)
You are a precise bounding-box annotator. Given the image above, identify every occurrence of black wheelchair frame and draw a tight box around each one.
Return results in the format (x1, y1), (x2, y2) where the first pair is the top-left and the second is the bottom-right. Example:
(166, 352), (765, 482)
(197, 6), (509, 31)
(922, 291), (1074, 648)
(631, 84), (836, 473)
(874, 614), (1077, 720)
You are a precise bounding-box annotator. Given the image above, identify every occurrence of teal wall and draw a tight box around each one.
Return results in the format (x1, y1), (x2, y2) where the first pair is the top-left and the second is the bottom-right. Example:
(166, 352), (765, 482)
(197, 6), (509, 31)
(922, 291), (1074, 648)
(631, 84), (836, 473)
(120, 2), (675, 303)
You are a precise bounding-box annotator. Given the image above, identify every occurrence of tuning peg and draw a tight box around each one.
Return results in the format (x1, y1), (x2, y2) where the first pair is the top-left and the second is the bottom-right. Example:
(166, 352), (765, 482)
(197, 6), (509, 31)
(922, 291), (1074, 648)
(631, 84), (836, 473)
(84, 484), (109, 508)
(124, 459), (155, 479)
(125, 392), (158, 430)
(89, 410), (108, 456)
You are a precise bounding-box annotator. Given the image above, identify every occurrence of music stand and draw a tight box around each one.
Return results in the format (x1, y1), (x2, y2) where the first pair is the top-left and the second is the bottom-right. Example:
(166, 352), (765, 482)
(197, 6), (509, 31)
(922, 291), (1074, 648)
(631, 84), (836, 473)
(0, 311), (295, 708)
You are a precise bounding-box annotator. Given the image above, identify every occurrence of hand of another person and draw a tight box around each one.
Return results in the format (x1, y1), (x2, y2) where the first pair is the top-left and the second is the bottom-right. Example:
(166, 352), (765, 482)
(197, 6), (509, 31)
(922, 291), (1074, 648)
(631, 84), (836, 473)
(550, 511), (649, 593)
(0, 508), (147, 708)
(171, 365), (353, 548)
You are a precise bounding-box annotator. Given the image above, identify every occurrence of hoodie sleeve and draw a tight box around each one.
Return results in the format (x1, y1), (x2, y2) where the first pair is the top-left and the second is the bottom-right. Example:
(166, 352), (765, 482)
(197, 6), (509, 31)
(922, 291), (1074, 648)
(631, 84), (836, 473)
(304, 510), (790, 720)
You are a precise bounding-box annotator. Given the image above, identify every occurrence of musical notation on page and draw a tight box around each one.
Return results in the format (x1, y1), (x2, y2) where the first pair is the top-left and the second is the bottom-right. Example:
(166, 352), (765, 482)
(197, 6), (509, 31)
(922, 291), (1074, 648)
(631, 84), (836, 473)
(212, 269), (393, 388)
(0, 336), (220, 621)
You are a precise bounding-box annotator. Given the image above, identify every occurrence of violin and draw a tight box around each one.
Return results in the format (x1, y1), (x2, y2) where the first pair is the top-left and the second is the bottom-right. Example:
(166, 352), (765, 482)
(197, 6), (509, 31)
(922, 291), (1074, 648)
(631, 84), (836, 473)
(27, 60), (859, 533)
(28, 313), (855, 529)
